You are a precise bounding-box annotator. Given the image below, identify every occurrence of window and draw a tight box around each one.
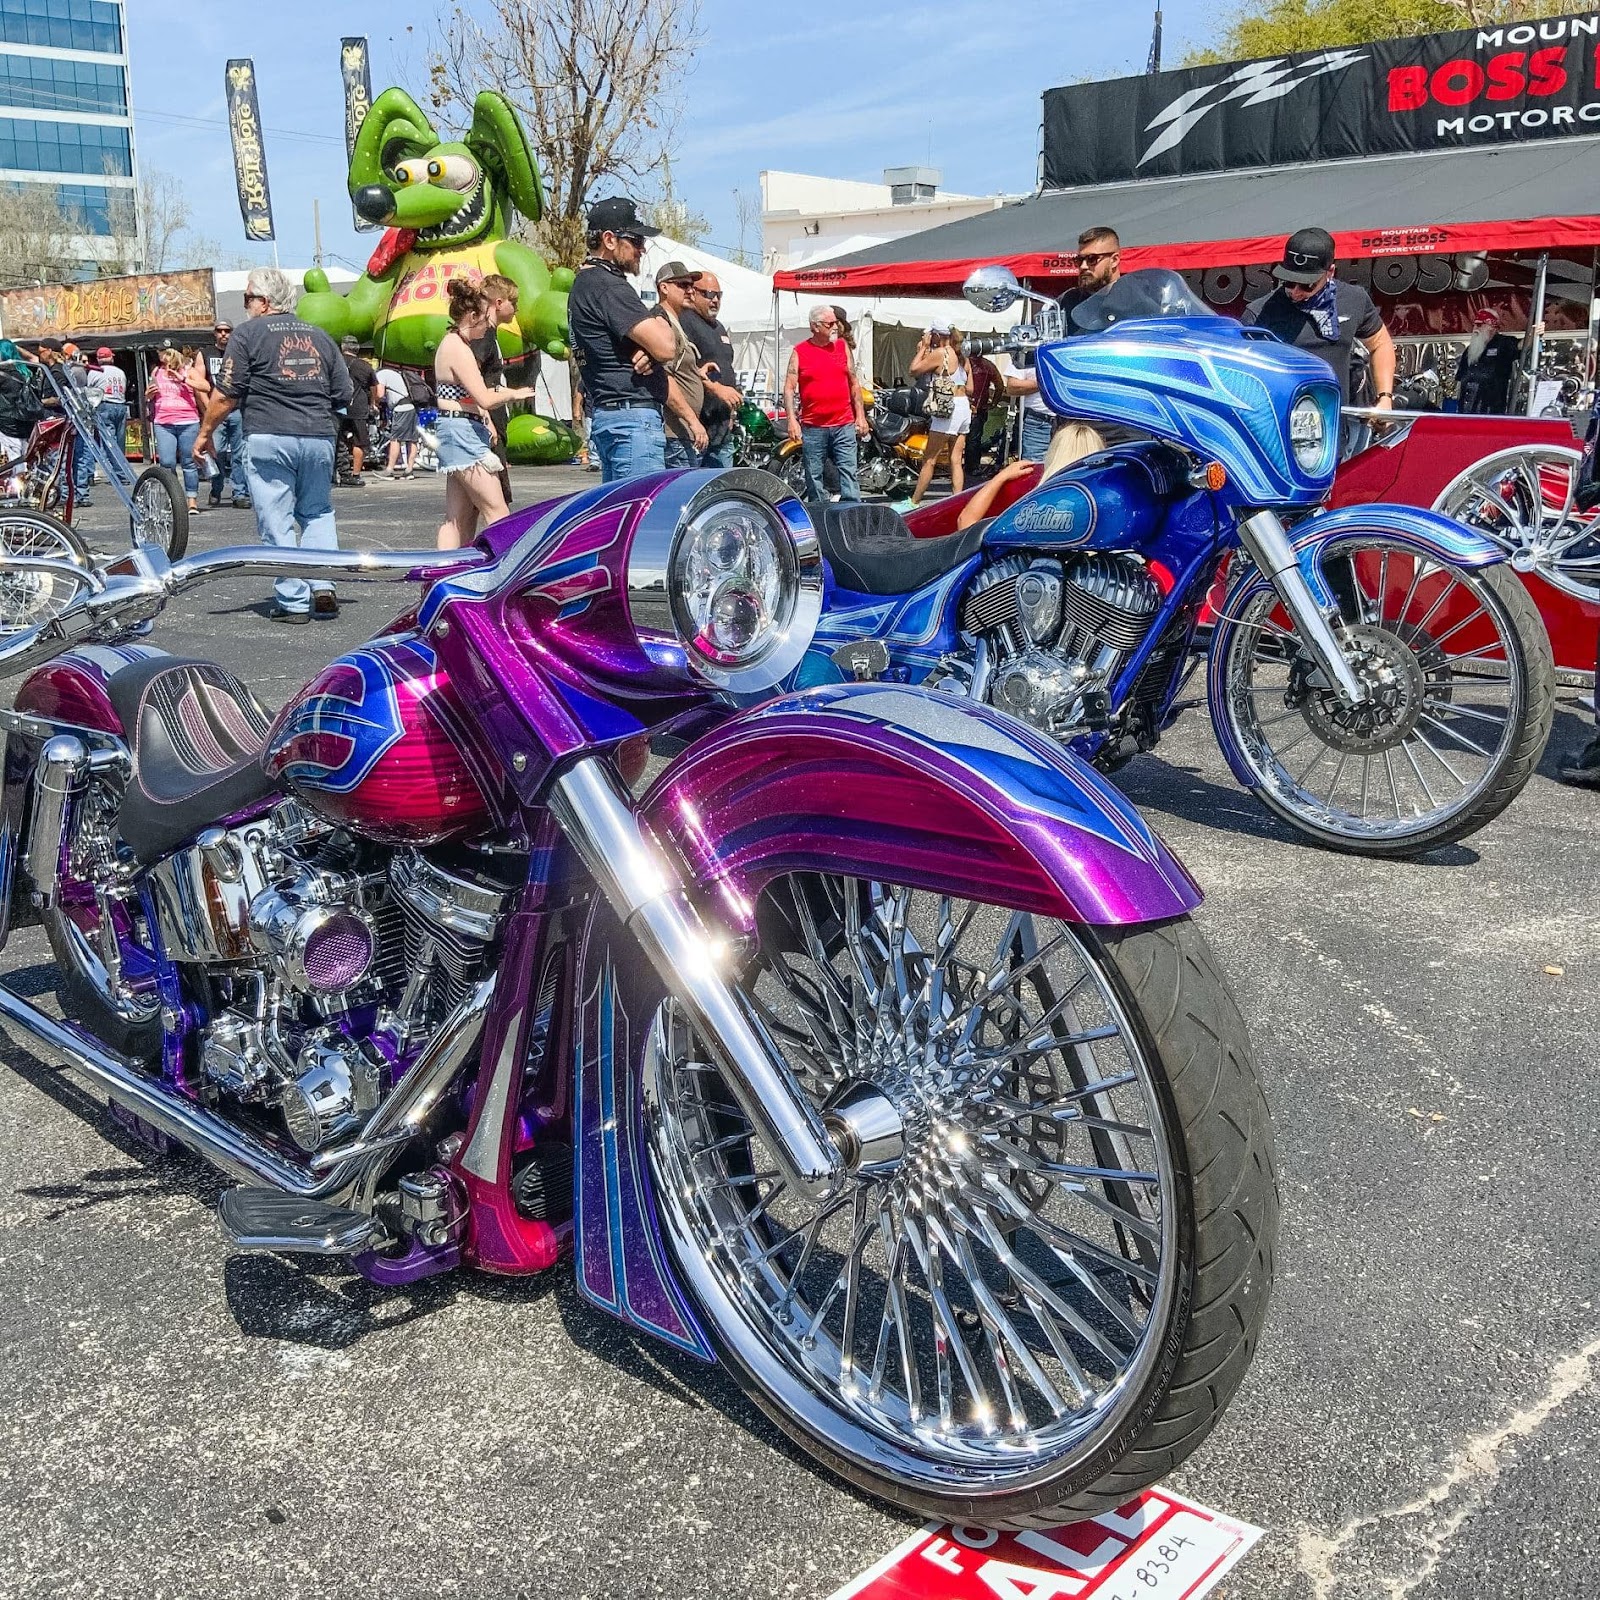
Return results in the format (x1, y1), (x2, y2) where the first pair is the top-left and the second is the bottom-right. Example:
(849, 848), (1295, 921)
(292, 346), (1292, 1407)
(0, 0), (123, 55)
(0, 54), (126, 114)
(0, 114), (130, 176)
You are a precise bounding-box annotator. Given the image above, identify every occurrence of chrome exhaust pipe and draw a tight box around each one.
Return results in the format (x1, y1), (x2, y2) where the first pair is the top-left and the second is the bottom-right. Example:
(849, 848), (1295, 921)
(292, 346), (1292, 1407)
(0, 974), (494, 1198)
(550, 757), (844, 1201)
(27, 734), (87, 910)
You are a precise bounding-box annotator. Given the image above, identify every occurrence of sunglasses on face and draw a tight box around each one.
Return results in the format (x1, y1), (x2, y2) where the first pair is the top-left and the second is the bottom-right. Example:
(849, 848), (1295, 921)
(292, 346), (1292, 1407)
(696, 288), (722, 299)
(1076, 250), (1118, 266)
(616, 232), (645, 248)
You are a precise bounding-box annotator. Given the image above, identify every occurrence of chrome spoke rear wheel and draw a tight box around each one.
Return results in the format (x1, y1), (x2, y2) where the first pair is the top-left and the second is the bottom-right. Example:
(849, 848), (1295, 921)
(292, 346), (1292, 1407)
(647, 875), (1184, 1497)
(1434, 445), (1600, 604)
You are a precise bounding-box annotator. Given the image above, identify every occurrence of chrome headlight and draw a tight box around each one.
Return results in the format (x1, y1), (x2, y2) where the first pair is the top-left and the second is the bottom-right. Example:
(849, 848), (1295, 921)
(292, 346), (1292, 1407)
(1289, 393), (1330, 472)
(626, 469), (822, 693)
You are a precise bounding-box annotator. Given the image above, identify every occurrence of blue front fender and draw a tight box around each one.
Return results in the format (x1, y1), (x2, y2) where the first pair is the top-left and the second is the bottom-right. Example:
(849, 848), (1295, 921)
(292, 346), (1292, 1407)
(1207, 502), (1505, 787)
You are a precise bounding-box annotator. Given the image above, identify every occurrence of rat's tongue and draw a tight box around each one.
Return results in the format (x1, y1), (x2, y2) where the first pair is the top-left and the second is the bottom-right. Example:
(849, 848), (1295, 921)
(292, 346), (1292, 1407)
(367, 227), (416, 277)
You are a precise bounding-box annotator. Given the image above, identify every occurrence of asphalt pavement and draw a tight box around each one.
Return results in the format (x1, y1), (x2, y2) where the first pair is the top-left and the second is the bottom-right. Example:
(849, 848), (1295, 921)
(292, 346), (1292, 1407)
(1, 465), (1598, 1599)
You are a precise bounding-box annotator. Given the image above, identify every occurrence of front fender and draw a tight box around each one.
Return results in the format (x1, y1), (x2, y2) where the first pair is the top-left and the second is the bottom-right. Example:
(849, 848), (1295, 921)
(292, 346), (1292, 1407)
(572, 682), (1199, 1363)
(1206, 502), (1505, 788)
(643, 683), (1200, 928)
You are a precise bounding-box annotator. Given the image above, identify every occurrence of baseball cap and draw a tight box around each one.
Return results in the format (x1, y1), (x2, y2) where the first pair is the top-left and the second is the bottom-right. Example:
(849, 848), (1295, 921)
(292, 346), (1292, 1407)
(655, 259), (695, 286)
(214, 320), (233, 332)
(62, 341), (80, 358)
(586, 196), (659, 238)
(1472, 308), (1498, 325)
(95, 346), (115, 361)
(928, 318), (953, 335)
(1273, 227), (1336, 285)
(341, 334), (360, 353)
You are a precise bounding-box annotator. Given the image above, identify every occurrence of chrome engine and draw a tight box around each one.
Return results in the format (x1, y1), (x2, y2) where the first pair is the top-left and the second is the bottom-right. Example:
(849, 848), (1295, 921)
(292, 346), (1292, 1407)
(960, 552), (1163, 738)
(147, 800), (508, 1155)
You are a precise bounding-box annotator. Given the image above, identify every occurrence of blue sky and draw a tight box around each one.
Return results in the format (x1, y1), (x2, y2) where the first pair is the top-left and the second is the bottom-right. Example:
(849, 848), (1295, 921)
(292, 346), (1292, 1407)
(128, 0), (1220, 273)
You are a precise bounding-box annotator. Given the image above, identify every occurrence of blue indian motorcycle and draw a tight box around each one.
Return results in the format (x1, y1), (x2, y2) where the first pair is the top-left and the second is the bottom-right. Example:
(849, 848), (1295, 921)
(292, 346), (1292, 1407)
(794, 268), (1554, 856)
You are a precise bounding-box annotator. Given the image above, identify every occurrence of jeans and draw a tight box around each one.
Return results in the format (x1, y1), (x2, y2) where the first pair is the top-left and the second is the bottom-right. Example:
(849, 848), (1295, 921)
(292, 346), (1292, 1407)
(214, 410), (247, 500)
(1021, 408), (1055, 463)
(801, 423), (859, 502)
(700, 437), (734, 469)
(155, 420), (199, 497)
(665, 433), (700, 470)
(96, 402), (127, 476)
(590, 407), (666, 483)
(242, 433), (338, 613)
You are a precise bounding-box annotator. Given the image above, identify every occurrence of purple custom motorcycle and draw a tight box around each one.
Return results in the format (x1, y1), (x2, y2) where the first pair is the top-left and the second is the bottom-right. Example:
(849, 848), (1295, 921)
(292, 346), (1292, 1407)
(0, 467), (1275, 1525)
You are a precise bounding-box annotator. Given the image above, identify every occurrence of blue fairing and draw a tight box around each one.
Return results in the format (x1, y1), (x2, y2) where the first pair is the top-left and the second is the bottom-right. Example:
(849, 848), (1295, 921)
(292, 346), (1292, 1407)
(1036, 316), (1340, 505)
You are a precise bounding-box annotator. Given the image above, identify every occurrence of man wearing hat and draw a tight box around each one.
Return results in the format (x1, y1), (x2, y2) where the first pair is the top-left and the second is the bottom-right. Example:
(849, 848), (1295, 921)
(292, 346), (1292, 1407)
(652, 260), (710, 470)
(339, 334), (379, 486)
(1456, 307), (1534, 415)
(566, 197), (680, 482)
(205, 321), (250, 507)
(93, 348), (127, 481)
(1244, 227), (1395, 422)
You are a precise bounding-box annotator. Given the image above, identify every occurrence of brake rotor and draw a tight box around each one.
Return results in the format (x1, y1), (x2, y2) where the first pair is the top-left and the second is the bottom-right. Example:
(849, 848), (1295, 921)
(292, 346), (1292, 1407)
(1290, 623), (1428, 753)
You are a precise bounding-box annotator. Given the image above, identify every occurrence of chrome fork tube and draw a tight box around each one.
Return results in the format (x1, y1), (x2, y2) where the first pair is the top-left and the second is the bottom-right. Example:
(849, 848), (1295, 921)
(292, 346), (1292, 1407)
(27, 734), (88, 910)
(1238, 509), (1370, 705)
(550, 757), (843, 1201)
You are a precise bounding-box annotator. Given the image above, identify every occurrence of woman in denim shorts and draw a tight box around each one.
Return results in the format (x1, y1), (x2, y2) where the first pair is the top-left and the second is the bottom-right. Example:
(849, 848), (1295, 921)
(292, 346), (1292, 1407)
(432, 278), (534, 549)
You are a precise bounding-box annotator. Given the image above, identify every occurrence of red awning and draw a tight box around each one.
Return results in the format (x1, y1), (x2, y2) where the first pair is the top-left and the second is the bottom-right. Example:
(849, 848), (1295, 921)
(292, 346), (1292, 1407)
(772, 140), (1600, 297)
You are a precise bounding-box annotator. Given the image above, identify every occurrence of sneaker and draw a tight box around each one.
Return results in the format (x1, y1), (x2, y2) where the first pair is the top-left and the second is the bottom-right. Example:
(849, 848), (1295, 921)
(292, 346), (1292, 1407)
(231, 495), (251, 509)
(270, 604), (310, 625)
(76, 496), (93, 507)
(1556, 735), (1600, 788)
(311, 591), (339, 618)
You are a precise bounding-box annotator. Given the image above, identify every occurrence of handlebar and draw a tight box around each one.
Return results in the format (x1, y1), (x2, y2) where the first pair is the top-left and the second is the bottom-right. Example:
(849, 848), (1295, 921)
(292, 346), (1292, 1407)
(0, 541), (486, 683)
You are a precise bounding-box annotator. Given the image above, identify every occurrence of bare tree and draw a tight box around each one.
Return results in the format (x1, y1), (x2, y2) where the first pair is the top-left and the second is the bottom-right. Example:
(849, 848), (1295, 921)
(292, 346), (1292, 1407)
(138, 169), (190, 273)
(0, 183), (87, 288)
(429, 0), (703, 266)
(730, 186), (760, 270)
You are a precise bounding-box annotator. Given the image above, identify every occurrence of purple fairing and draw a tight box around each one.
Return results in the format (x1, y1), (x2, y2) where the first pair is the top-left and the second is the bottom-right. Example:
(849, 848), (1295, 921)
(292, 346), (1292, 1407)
(643, 683), (1201, 929)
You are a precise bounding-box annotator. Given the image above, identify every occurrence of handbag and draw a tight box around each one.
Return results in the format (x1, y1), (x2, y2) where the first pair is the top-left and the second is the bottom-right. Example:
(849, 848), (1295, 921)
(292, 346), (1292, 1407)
(927, 353), (957, 419)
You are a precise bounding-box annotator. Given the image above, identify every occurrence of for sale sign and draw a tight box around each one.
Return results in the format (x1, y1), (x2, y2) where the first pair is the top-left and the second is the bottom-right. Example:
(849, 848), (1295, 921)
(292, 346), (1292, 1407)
(828, 1488), (1262, 1600)
(1042, 10), (1600, 187)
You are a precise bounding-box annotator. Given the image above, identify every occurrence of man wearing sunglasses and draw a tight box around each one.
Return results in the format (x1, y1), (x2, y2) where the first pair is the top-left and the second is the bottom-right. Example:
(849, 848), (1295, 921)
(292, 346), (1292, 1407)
(1006, 226), (1122, 461)
(682, 272), (743, 468)
(567, 196), (680, 482)
(1243, 227), (1394, 426)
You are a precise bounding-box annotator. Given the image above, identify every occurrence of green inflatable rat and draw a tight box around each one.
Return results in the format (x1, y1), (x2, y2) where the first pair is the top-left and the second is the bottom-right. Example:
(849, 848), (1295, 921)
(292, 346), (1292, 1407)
(296, 87), (571, 368)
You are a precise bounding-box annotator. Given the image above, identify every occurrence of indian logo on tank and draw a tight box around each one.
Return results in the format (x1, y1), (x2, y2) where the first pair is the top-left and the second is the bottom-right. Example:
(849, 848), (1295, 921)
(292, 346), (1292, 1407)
(1005, 482), (1099, 543)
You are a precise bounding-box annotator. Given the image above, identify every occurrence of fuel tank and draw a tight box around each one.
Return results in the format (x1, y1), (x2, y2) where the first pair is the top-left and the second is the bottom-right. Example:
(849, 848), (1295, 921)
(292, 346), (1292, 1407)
(983, 447), (1180, 557)
(262, 634), (493, 845)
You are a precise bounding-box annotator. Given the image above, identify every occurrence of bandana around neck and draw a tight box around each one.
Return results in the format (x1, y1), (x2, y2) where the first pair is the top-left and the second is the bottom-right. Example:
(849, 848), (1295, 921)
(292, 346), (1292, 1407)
(1300, 277), (1341, 341)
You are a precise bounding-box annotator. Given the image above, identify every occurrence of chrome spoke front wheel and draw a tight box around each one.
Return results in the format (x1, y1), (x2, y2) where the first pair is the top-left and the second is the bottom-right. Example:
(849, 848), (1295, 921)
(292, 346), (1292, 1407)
(645, 875), (1180, 1493)
(0, 510), (88, 633)
(1217, 539), (1529, 848)
(1434, 445), (1600, 604)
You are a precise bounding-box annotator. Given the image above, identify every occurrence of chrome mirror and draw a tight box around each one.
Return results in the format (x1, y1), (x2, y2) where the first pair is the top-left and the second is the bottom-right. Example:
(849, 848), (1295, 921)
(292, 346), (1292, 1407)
(963, 264), (1023, 313)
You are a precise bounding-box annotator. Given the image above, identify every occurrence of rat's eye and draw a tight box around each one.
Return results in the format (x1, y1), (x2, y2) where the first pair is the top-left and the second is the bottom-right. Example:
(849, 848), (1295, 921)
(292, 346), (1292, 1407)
(393, 160), (429, 186)
(433, 155), (479, 191)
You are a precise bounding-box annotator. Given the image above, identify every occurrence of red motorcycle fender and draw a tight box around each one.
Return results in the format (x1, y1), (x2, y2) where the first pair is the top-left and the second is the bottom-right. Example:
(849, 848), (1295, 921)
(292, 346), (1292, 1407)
(640, 683), (1201, 930)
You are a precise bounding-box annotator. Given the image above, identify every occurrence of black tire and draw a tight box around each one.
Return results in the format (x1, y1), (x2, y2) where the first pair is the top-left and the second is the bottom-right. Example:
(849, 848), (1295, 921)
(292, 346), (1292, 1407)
(130, 464), (189, 559)
(1213, 557), (1555, 858)
(628, 885), (1278, 1527)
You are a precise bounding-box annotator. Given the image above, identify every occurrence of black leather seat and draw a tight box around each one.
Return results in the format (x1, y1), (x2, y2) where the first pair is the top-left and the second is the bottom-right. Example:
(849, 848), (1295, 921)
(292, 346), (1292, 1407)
(808, 502), (987, 596)
(106, 656), (279, 863)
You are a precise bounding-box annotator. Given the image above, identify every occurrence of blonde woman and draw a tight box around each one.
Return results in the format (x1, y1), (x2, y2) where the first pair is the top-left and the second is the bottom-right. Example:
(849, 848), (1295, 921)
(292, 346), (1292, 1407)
(954, 424), (1108, 531)
(433, 278), (533, 549)
(908, 323), (971, 505)
(145, 346), (204, 513)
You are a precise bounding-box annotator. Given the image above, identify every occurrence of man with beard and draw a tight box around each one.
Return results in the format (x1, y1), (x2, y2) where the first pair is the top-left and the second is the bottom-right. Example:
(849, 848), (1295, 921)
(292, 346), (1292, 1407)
(1456, 308), (1537, 414)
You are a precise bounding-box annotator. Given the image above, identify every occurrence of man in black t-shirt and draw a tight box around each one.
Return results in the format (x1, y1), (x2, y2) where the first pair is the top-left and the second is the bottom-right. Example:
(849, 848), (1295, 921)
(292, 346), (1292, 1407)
(566, 196), (680, 483)
(683, 272), (742, 468)
(1456, 308), (1532, 414)
(195, 267), (353, 621)
(1243, 228), (1395, 425)
(339, 335), (379, 484)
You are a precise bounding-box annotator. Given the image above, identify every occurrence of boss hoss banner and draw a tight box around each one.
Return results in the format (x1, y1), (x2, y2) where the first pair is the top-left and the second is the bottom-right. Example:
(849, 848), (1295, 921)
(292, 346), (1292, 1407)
(1042, 10), (1600, 187)
(224, 58), (275, 242)
(340, 37), (377, 232)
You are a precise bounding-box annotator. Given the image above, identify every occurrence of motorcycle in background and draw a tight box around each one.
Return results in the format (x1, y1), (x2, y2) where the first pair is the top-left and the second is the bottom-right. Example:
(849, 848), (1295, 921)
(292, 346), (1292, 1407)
(0, 466), (1274, 1525)
(794, 267), (1555, 858)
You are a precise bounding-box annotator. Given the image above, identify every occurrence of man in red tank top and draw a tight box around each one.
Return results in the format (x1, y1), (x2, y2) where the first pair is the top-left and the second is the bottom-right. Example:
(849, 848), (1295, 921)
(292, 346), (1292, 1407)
(783, 305), (868, 502)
